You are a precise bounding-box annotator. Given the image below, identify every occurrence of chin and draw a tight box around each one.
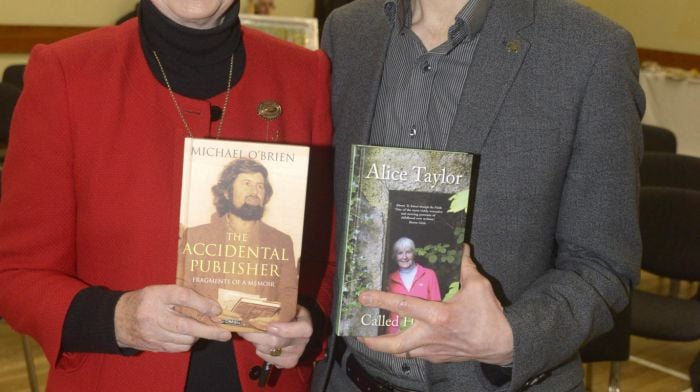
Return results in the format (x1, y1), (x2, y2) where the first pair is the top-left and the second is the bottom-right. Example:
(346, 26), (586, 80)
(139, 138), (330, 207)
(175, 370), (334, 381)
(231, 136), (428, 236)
(169, 0), (234, 28)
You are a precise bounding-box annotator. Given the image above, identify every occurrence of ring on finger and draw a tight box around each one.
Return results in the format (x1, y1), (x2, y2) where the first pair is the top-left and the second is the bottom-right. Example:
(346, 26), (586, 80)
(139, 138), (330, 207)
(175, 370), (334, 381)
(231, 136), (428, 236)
(269, 347), (283, 357)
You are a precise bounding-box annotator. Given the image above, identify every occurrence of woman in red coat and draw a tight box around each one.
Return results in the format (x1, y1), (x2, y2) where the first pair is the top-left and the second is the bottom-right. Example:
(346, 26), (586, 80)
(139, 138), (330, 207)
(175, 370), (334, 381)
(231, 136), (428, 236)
(0, 0), (334, 391)
(385, 237), (441, 334)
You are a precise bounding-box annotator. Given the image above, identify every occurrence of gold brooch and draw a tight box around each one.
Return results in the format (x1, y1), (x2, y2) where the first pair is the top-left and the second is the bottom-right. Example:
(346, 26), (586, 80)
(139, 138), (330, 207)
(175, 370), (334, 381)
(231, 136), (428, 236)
(257, 100), (282, 120)
(505, 39), (521, 54)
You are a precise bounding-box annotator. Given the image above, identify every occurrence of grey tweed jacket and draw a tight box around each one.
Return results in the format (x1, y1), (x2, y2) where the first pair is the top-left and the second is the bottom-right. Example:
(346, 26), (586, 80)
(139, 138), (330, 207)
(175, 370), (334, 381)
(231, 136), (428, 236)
(317, 0), (645, 390)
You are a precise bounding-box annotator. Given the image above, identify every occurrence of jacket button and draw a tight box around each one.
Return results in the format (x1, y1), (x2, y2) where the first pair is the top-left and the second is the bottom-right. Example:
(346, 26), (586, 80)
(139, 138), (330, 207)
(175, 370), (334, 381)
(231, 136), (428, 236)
(249, 366), (262, 380)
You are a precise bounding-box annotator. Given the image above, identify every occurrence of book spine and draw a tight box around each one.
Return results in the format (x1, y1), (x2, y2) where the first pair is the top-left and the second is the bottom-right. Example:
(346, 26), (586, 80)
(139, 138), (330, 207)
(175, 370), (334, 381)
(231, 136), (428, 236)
(176, 138), (195, 286)
(334, 144), (361, 335)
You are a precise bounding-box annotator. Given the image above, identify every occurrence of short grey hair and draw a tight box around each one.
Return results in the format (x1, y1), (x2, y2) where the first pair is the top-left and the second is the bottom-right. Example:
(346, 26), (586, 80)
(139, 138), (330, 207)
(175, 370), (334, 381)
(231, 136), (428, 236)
(392, 237), (415, 255)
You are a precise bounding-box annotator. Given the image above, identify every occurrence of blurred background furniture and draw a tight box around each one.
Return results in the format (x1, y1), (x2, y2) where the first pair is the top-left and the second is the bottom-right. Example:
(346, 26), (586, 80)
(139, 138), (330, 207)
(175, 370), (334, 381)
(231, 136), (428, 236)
(641, 152), (700, 191)
(0, 81), (20, 164)
(1, 64), (25, 90)
(640, 152), (700, 297)
(642, 124), (677, 154)
(580, 306), (631, 392)
(640, 67), (700, 158)
(20, 335), (39, 392)
(691, 352), (699, 391)
(631, 187), (700, 385)
(1, 70), (38, 392)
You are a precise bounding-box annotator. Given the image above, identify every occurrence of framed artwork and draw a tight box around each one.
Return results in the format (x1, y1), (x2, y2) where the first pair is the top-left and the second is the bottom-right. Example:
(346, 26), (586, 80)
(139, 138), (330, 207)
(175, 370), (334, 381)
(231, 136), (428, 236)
(240, 14), (319, 50)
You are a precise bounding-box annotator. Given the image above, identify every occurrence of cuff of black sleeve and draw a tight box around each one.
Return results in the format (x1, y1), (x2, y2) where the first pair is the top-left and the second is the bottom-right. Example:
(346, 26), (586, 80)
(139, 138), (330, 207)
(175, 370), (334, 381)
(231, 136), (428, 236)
(61, 286), (139, 356)
(298, 295), (328, 362)
(480, 363), (513, 387)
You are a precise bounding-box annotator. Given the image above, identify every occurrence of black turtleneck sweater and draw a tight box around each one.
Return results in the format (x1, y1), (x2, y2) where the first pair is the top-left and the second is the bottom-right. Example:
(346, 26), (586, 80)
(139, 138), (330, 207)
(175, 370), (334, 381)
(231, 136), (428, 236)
(61, 1), (247, 390)
(139, 0), (246, 99)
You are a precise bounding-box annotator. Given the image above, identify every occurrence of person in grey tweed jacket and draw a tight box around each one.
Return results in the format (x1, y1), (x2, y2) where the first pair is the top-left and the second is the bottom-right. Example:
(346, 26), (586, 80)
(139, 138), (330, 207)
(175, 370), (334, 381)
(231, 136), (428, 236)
(313, 0), (645, 391)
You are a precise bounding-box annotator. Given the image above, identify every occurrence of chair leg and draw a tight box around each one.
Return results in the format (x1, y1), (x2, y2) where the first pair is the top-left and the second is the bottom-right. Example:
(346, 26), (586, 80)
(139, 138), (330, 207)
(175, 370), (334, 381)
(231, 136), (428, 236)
(585, 363), (593, 391)
(21, 335), (39, 392)
(669, 279), (681, 298)
(608, 361), (621, 392)
(690, 351), (699, 392)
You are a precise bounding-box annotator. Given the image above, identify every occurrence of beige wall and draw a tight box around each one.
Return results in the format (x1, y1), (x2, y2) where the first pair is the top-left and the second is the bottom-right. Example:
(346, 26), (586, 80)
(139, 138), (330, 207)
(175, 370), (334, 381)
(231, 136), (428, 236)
(577, 0), (700, 55)
(0, 0), (136, 26)
(268, 0), (314, 18)
(0, 0), (136, 72)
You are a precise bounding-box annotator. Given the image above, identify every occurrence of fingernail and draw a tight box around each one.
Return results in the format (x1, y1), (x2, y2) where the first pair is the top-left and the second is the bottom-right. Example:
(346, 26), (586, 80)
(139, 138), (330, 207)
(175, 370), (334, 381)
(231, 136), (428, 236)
(210, 305), (222, 316)
(359, 292), (373, 305)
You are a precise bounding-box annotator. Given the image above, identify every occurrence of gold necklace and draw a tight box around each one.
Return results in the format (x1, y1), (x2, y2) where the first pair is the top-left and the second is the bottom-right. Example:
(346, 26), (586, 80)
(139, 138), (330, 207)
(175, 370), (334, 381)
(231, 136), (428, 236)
(152, 50), (234, 138)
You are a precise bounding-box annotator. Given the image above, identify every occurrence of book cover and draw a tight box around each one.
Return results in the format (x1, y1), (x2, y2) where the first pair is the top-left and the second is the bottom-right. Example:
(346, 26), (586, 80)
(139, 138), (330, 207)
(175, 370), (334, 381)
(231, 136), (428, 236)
(335, 145), (474, 336)
(177, 137), (309, 332)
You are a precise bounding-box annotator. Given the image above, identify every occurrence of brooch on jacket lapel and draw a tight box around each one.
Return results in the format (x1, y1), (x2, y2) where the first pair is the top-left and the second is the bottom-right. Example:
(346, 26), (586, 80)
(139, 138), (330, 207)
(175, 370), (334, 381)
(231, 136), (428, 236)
(257, 100), (282, 141)
(504, 39), (521, 54)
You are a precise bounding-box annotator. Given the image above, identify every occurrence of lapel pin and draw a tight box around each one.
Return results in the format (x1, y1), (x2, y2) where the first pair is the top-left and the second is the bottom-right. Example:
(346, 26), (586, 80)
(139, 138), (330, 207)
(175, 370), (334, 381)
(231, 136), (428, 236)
(257, 100), (282, 120)
(505, 39), (521, 54)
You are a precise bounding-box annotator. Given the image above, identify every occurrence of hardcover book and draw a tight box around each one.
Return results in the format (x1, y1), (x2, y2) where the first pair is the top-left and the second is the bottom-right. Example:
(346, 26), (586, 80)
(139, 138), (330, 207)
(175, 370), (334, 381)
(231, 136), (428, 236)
(177, 138), (309, 332)
(335, 145), (474, 336)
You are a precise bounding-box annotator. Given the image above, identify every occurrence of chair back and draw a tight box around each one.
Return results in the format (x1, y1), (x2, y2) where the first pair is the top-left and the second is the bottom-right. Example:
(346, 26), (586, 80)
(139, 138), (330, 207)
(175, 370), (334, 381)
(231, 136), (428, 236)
(2, 64), (26, 90)
(639, 187), (700, 281)
(579, 305), (631, 362)
(642, 124), (676, 153)
(641, 153), (700, 191)
(0, 82), (21, 146)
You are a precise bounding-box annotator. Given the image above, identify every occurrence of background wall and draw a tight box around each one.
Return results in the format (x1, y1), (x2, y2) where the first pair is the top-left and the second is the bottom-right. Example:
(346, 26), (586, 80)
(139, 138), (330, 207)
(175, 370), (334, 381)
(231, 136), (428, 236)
(577, 0), (700, 55)
(0, 0), (137, 26)
(270, 0), (314, 18)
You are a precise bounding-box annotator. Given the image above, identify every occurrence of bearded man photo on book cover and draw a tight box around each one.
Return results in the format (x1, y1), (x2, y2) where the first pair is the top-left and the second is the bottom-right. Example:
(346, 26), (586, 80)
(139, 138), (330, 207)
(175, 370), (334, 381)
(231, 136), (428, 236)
(179, 157), (298, 331)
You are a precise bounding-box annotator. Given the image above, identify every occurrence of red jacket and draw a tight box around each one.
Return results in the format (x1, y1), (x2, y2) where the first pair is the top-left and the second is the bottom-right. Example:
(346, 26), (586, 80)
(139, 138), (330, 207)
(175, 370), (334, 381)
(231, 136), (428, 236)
(0, 19), (334, 392)
(386, 264), (441, 334)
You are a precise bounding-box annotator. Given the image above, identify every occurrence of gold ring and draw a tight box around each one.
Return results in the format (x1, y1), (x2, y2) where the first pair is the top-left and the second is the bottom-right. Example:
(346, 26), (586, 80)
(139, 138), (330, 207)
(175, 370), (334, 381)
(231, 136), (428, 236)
(269, 347), (283, 357)
(405, 350), (411, 359)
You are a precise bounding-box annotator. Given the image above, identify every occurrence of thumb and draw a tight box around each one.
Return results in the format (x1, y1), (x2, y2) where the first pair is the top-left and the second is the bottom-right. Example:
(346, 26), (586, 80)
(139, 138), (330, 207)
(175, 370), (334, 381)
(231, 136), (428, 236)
(267, 306), (312, 338)
(459, 243), (479, 286)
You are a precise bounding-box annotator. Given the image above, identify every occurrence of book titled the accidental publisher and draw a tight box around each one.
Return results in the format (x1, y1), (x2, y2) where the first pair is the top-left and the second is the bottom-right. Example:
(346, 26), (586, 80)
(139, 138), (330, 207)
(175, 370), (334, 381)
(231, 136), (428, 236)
(177, 137), (309, 332)
(335, 145), (474, 336)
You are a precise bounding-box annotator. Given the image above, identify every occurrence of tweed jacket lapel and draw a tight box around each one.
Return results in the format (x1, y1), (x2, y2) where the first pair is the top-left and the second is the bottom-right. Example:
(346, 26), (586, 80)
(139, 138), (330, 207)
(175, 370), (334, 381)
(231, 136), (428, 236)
(426, 1), (536, 389)
(334, 12), (392, 150)
(447, 0), (534, 154)
(327, 1), (392, 248)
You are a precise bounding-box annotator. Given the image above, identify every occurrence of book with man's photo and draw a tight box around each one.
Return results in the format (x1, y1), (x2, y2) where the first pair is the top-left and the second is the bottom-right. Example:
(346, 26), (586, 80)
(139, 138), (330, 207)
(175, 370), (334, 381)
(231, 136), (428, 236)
(335, 145), (475, 336)
(176, 137), (309, 332)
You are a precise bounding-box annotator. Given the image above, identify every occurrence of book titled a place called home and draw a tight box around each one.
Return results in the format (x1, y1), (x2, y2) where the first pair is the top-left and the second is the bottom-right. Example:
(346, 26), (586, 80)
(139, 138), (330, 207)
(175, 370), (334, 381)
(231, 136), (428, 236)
(335, 145), (475, 336)
(177, 138), (309, 332)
